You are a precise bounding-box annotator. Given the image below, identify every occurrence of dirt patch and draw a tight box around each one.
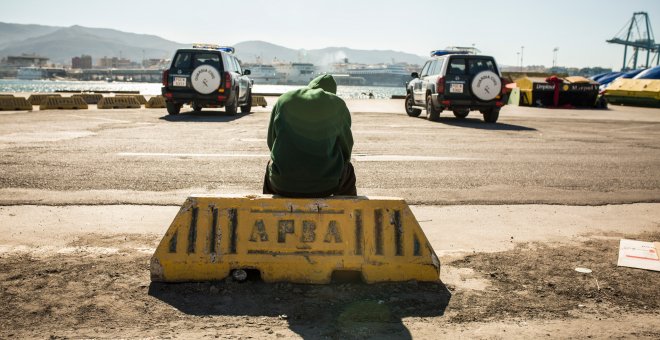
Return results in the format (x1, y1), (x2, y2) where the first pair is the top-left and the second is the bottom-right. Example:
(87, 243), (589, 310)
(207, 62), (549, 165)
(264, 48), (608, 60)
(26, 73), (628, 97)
(0, 232), (658, 338)
(448, 231), (660, 323)
(0, 234), (449, 339)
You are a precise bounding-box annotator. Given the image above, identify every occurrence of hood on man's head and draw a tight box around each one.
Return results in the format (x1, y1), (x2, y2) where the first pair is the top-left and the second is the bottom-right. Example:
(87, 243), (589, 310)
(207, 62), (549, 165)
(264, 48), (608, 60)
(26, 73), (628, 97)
(308, 74), (337, 94)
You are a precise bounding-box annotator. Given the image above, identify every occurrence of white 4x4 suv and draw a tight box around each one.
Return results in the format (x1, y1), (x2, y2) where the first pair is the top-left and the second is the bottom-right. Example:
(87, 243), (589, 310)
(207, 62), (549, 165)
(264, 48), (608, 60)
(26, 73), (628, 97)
(162, 44), (253, 115)
(405, 51), (507, 123)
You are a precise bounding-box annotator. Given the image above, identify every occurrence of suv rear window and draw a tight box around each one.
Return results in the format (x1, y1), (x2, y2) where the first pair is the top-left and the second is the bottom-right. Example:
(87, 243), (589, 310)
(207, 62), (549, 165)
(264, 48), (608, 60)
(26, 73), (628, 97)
(448, 58), (466, 75)
(173, 52), (192, 68)
(172, 52), (223, 69)
(447, 58), (497, 75)
(468, 59), (496, 75)
(193, 53), (221, 68)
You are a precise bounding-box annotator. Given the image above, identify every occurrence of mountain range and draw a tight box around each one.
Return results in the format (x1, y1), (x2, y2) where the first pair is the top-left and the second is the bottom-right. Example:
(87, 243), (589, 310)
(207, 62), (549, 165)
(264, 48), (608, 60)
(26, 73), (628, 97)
(0, 22), (426, 66)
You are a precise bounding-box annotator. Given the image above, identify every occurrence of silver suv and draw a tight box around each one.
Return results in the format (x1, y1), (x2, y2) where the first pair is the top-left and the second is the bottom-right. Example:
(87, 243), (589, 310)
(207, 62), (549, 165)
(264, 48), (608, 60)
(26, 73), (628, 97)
(405, 51), (506, 123)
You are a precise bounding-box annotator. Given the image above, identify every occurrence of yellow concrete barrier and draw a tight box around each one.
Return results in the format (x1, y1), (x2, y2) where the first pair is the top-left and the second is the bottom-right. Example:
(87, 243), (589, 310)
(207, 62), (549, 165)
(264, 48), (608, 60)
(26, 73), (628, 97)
(72, 93), (104, 104)
(117, 94), (147, 105)
(151, 195), (441, 284)
(39, 96), (88, 110)
(604, 78), (660, 107)
(507, 88), (520, 106)
(252, 95), (267, 108)
(27, 94), (62, 106)
(0, 97), (32, 111)
(97, 96), (141, 109)
(145, 96), (166, 108)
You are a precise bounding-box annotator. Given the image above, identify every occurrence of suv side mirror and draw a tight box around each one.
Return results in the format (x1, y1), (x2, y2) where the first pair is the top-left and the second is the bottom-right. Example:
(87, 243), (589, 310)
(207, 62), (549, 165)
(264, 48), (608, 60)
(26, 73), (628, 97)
(411, 72), (419, 78)
(243, 69), (251, 76)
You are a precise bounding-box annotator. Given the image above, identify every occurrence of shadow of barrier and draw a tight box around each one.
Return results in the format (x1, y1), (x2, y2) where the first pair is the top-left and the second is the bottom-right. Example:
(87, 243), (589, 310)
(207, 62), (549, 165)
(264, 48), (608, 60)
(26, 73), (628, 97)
(149, 280), (451, 339)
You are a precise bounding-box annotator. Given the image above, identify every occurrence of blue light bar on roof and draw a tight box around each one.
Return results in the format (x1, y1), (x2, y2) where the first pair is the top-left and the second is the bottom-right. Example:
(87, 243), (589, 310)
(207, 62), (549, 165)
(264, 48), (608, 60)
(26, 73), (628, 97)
(193, 43), (219, 49)
(430, 50), (469, 57)
(192, 43), (235, 53)
(217, 46), (235, 54)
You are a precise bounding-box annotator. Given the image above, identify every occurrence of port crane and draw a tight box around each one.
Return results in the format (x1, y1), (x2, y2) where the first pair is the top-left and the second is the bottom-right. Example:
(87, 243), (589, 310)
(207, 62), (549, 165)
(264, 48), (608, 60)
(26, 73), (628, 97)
(607, 12), (660, 71)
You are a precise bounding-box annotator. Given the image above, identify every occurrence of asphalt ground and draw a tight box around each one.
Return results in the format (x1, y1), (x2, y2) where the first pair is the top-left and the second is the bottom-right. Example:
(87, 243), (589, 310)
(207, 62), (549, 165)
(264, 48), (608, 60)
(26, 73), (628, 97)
(0, 99), (659, 206)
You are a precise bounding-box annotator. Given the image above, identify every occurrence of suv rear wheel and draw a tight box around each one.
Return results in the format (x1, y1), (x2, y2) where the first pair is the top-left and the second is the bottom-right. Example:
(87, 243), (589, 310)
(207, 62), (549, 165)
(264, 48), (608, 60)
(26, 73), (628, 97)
(482, 108), (500, 123)
(426, 94), (441, 121)
(166, 102), (181, 115)
(405, 93), (422, 117)
(225, 92), (238, 115)
(240, 90), (252, 114)
(453, 109), (469, 119)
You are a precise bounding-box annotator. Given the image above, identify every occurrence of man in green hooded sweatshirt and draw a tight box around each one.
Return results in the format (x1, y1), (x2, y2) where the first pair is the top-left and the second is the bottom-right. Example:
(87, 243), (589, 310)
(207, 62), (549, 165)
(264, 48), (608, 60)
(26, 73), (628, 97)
(263, 74), (356, 197)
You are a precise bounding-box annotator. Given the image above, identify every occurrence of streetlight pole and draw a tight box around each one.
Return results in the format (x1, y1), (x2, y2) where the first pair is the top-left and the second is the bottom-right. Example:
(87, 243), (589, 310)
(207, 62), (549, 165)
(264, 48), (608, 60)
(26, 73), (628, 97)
(520, 46), (524, 72)
(552, 47), (559, 69)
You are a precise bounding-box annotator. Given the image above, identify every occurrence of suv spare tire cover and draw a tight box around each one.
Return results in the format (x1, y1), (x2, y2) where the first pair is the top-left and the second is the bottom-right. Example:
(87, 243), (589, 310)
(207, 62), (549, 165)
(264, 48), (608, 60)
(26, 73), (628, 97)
(471, 71), (501, 101)
(191, 65), (221, 94)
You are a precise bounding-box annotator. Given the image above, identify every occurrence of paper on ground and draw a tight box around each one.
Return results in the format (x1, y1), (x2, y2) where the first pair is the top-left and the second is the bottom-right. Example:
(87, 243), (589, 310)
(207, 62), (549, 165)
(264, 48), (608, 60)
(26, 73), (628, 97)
(617, 239), (660, 272)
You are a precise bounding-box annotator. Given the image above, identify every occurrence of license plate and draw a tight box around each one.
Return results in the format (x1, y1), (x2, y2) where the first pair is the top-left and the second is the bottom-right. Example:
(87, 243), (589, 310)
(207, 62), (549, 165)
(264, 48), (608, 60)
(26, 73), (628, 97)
(450, 83), (463, 93)
(173, 77), (187, 87)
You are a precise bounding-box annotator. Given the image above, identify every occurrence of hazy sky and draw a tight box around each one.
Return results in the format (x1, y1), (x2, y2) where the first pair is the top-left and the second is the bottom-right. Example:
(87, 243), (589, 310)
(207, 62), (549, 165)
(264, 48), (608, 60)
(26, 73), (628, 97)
(2, 0), (659, 69)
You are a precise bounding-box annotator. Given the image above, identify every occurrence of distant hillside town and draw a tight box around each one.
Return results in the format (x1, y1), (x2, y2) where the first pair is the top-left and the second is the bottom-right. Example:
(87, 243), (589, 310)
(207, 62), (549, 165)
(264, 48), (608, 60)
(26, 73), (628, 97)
(0, 51), (420, 86)
(0, 22), (614, 86)
(0, 50), (613, 87)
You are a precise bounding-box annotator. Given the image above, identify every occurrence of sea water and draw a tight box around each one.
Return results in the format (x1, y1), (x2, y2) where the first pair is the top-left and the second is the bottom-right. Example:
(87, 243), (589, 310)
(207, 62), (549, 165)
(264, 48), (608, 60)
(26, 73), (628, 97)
(0, 79), (405, 99)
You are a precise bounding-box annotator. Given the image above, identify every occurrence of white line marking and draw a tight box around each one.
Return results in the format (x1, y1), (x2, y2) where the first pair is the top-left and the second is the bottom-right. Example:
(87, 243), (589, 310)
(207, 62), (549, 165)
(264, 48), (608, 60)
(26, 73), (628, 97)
(353, 154), (479, 161)
(117, 152), (478, 161)
(117, 152), (270, 158)
(607, 124), (658, 132)
(0, 131), (95, 143)
(68, 115), (130, 123)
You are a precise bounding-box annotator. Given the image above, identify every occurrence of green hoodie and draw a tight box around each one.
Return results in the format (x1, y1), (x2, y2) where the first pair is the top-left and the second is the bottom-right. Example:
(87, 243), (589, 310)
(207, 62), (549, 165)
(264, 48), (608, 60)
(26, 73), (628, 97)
(267, 74), (353, 194)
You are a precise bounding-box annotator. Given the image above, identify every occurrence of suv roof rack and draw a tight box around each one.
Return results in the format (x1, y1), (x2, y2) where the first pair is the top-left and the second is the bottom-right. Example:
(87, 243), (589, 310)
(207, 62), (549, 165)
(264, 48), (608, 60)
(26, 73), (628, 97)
(431, 46), (482, 57)
(430, 50), (470, 57)
(192, 43), (235, 54)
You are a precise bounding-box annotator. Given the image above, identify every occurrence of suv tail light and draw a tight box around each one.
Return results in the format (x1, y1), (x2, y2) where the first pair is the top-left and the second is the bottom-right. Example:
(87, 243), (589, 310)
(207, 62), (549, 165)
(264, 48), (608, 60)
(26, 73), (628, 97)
(501, 77), (511, 95)
(162, 70), (169, 87)
(224, 72), (232, 90)
(436, 77), (445, 94)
